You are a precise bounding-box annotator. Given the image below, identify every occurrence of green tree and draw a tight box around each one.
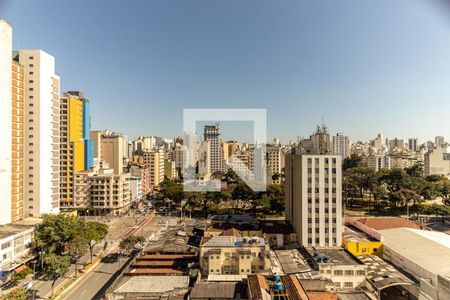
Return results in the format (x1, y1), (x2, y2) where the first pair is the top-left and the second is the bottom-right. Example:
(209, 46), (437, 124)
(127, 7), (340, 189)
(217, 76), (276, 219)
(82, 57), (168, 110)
(119, 235), (145, 252)
(34, 214), (84, 255)
(68, 235), (89, 277)
(343, 154), (363, 171)
(160, 179), (184, 202)
(83, 222), (108, 264)
(3, 287), (29, 300)
(380, 168), (407, 193)
(436, 178), (450, 206)
(390, 188), (420, 208)
(43, 254), (70, 297)
(405, 163), (424, 178)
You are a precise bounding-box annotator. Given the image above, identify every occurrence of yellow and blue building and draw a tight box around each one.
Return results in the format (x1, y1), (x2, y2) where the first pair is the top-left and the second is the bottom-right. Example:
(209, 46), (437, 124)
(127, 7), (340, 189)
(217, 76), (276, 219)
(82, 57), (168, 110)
(60, 91), (93, 208)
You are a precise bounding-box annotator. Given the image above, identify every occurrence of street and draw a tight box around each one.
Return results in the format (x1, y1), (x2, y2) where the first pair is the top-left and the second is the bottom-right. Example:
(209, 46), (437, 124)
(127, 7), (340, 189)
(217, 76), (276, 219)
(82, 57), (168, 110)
(59, 214), (162, 300)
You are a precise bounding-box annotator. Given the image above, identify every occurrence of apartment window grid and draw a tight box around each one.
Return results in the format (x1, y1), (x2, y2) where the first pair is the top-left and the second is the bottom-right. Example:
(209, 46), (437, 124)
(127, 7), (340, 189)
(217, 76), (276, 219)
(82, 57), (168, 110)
(306, 156), (339, 247)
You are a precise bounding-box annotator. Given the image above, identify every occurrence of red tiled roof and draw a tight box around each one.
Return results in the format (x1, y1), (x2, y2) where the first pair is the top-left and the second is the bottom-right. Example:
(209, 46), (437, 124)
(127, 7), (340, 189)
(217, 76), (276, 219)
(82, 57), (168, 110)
(247, 274), (268, 300)
(356, 217), (423, 230)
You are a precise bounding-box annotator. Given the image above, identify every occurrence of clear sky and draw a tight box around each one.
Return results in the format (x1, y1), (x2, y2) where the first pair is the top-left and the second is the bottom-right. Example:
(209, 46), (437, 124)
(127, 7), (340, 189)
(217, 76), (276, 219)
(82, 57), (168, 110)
(2, 0), (450, 144)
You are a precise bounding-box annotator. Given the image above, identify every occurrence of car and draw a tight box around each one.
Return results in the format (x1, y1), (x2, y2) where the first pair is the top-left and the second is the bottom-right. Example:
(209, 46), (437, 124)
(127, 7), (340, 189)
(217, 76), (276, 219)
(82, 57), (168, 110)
(158, 206), (167, 212)
(158, 220), (167, 225)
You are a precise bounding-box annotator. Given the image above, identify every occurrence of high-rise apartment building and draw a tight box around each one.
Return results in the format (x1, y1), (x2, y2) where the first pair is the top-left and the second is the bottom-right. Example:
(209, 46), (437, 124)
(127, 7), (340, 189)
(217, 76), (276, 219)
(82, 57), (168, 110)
(408, 138), (419, 152)
(204, 124), (222, 173)
(363, 154), (391, 172)
(0, 19), (13, 224)
(285, 153), (342, 247)
(424, 148), (450, 177)
(332, 133), (351, 159)
(89, 168), (130, 216)
(298, 124), (331, 155)
(143, 149), (164, 189)
(91, 131), (126, 175)
(198, 140), (211, 179)
(59, 91), (93, 208)
(435, 136), (446, 149)
(18, 49), (60, 217)
(389, 138), (405, 151)
(11, 57), (24, 222)
(266, 145), (282, 184)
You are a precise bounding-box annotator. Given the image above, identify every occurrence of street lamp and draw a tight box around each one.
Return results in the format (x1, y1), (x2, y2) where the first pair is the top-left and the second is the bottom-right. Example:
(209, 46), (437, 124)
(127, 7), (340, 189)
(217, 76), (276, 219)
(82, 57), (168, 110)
(39, 250), (46, 271)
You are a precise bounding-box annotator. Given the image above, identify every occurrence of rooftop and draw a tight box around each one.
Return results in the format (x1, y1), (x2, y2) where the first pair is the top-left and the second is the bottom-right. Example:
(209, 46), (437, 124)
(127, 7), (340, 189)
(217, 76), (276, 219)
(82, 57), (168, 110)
(260, 220), (296, 234)
(379, 227), (450, 277)
(305, 247), (362, 266)
(356, 217), (424, 231)
(202, 236), (265, 248)
(0, 217), (42, 240)
(357, 254), (413, 291)
(113, 275), (189, 294)
(190, 282), (247, 299)
(275, 250), (311, 274)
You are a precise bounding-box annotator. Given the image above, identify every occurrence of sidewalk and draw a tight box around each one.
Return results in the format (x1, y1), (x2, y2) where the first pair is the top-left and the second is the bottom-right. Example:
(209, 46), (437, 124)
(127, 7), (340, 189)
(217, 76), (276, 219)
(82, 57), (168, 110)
(33, 214), (153, 299)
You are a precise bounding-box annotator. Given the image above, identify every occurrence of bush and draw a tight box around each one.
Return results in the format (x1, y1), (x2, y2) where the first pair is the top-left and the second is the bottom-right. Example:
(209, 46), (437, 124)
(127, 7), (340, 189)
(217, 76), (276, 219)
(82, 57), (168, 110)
(410, 204), (450, 216)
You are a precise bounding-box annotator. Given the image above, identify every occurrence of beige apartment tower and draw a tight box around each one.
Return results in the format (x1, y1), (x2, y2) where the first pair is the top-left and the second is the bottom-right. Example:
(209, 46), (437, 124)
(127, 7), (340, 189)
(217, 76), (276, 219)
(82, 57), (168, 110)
(285, 154), (343, 247)
(142, 149), (164, 189)
(18, 49), (60, 217)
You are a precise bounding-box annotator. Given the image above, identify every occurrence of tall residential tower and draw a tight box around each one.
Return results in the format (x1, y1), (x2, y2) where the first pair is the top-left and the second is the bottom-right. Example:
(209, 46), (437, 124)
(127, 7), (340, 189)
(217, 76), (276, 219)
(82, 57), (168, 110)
(18, 49), (61, 217)
(285, 153), (343, 247)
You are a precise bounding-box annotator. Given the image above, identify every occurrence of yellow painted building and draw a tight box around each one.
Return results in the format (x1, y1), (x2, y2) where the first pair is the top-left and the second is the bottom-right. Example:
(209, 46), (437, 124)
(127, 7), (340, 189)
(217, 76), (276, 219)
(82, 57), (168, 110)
(342, 237), (383, 257)
(60, 92), (86, 207)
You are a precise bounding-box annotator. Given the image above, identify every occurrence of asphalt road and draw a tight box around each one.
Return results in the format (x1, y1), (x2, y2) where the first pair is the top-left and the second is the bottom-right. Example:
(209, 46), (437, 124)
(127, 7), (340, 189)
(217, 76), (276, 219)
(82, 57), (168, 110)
(60, 214), (157, 300)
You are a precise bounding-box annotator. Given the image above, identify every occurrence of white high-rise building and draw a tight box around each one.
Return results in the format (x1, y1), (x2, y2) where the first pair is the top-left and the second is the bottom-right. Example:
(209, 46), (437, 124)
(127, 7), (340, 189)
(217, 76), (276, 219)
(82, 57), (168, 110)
(332, 133), (351, 159)
(19, 49), (60, 217)
(204, 124), (222, 173)
(285, 153), (343, 247)
(0, 20), (13, 224)
(424, 148), (450, 177)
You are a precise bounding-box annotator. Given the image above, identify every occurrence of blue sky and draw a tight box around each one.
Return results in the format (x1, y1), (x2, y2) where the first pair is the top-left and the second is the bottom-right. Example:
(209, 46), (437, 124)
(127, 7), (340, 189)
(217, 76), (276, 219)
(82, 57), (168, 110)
(2, 0), (450, 143)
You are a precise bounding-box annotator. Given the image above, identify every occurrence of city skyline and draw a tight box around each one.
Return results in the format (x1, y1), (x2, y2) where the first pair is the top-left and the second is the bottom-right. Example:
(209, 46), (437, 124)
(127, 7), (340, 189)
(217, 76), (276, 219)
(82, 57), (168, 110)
(1, 0), (449, 143)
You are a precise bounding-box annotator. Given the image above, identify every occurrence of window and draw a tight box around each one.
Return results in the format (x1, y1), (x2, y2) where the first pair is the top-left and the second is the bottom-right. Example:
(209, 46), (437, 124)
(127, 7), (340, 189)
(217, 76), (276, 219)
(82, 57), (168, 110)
(345, 270), (354, 276)
(356, 270), (365, 276)
(344, 282), (353, 288)
(1, 242), (11, 250)
(29, 64), (34, 67)
(29, 56), (34, 60)
(334, 270), (343, 276)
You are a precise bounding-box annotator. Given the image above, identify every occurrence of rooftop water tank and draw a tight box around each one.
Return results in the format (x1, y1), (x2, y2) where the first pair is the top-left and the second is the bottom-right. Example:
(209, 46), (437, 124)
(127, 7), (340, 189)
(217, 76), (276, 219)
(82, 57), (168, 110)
(272, 273), (280, 281)
(273, 281), (283, 291)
